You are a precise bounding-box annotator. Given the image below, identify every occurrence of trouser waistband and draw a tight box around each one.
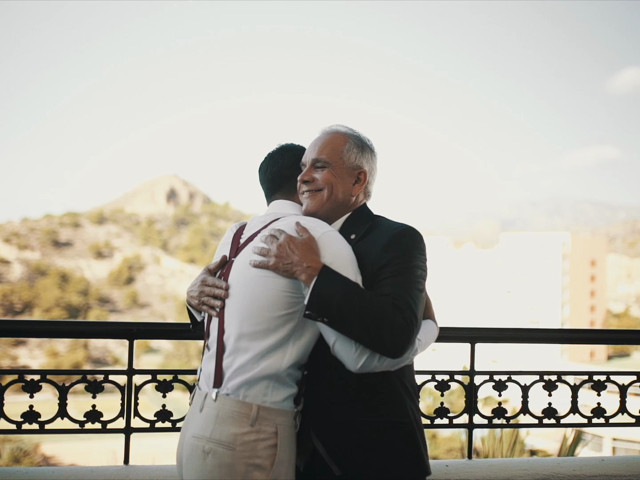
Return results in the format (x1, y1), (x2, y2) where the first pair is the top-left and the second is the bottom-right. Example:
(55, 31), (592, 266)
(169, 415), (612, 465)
(190, 387), (296, 427)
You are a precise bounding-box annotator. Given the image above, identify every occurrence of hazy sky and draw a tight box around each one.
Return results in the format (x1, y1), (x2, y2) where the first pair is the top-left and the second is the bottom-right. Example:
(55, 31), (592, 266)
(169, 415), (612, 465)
(1, 1), (639, 232)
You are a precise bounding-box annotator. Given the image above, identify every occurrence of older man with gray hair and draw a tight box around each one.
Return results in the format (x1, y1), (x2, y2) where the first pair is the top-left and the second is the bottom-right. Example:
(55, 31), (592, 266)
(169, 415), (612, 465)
(252, 125), (434, 479)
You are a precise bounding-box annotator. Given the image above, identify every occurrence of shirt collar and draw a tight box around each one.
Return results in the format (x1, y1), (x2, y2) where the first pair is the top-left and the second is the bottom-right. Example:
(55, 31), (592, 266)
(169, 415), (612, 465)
(264, 200), (354, 231)
(331, 211), (352, 231)
(265, 200), (303, 215)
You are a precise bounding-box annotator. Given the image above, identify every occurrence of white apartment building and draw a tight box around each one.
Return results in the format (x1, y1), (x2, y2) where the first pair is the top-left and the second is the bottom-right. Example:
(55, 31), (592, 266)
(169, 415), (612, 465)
(418, 231), (608, 369)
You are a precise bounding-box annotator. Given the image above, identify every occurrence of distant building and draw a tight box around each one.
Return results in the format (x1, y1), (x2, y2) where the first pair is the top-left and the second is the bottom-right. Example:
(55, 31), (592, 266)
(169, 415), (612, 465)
(563, 233), (608, 362)
(423, 231), (608, 366)
(418, 231), (639, 456)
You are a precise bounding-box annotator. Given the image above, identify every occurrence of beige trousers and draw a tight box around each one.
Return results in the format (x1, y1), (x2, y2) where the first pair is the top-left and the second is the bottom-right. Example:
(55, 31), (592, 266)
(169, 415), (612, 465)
(176, 388), (296, 480)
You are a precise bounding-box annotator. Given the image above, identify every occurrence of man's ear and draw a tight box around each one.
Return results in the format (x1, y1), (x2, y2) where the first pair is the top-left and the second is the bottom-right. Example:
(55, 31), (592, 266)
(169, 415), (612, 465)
(351, 169), (368, 196)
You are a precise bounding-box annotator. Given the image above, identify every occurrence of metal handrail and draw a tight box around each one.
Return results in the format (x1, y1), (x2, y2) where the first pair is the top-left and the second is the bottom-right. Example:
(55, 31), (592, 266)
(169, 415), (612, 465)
(3, 318), (638, 344)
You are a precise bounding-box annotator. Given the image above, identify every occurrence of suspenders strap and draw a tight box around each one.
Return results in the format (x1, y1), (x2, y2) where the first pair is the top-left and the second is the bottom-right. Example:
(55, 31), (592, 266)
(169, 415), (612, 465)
(204, 217), (283, 388)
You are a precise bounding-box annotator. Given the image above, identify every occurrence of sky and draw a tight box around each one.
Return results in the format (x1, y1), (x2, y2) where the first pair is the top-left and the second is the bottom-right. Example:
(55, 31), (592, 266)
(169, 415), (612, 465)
(1, 1), (639, 234)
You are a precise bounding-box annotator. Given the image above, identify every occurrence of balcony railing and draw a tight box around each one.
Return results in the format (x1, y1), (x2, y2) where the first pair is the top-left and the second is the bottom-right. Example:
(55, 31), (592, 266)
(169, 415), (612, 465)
(1, 319), (639, 466)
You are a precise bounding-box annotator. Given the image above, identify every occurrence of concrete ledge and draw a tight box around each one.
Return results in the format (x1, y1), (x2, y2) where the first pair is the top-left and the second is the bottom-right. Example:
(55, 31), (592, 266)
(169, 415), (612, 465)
(1, 456), (639, 479)
(430, 456), (640, 479)
(0, 465), (179, 480)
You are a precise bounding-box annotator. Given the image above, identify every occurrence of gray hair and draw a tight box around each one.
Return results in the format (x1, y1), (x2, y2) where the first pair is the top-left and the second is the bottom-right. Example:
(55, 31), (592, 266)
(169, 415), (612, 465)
(320, 124), (377, 201)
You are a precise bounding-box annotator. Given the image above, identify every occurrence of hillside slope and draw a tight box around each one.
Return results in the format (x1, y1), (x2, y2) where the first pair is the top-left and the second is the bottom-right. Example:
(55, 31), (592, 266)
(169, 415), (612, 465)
(0, 175), (248, 323)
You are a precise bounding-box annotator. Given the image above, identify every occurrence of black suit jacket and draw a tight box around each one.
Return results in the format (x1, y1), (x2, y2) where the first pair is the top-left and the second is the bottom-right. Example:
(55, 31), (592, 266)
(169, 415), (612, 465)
(299, 204), (430, 480)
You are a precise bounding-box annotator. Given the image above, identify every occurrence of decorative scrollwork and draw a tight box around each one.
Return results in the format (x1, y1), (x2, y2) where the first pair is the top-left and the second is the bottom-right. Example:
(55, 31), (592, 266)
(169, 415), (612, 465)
(1, 375), (63, 429)
(418, 371), (640, 428)
(418, 374), (469, 424)
(542, 378), (558, 396)
(20, 405), (42, 426)
(83, 404), (105, 426)
(155, 379), (175, 398)
(527, 375), (573, 423)
(66, 375), (125, 429)
(475, 375), (525, 424)
(85, 379), (105, 398)
(134, 374), (193, 428)
(21, 379), (43, 399)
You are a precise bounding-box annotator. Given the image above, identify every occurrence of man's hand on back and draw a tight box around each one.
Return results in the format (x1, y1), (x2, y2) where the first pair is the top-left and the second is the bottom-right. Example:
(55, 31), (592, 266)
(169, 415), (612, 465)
(251, 222), (323, 287)
(186, 256), (229, 317)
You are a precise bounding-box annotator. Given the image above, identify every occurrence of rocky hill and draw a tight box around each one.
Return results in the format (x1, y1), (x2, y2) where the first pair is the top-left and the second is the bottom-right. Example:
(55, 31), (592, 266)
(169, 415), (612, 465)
(99, 174), (213, 216)
(0, 175), (249, 324)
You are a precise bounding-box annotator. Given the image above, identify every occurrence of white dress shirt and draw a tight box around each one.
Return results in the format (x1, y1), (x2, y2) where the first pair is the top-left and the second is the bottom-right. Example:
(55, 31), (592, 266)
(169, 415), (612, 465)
(193, 200), (438, 410)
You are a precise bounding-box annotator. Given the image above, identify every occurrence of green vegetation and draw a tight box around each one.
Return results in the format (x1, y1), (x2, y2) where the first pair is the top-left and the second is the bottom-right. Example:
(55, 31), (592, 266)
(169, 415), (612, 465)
(0, 261), (111, 319)
(135, 339), (155, 361)
(1, 229), (30, 250)
(557, 429), (584, 457)
(174, 222), (215, 265)
(32, 265), (94, 319)
(58, 212), (82, 228)
(168, 203), (246, 265)
(123, 287), (141, 308)
(87, 209), (109, 225)
(84, 204), (247, 266)
(88, 240), (115, 259)
(0, 339), (23, 371)
(40, 227), (60, 247)
(43, 339), (118, 372)
(138, 218), (166, 249)
(84, 203), (246, 266)
(0, 281), (34, 317)
(159, 340), (202, 370)
(425, 426), (584, 460)
(476, 429), (526, 458)
(44, 339), (90, 370)
(425, 430), (466, 459)
(86, 307), (111, 320)
(108, 255), (144, 287)
(0, 437), (58, 466)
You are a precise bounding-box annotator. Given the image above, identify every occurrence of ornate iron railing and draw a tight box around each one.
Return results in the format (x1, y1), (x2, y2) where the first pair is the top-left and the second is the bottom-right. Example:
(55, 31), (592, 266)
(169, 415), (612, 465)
(417, 327), (640, 459)
(1, 320), (639, 464)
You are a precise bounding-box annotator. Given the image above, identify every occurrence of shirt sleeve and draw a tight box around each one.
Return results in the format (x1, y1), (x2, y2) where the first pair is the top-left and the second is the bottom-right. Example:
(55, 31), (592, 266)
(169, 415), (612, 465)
(317, 318), (439, 373)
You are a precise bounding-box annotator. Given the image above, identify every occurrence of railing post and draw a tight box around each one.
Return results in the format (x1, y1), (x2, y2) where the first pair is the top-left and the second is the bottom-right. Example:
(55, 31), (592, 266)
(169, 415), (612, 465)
(123, 336), (135, 465)
(467, 342), (477, 460)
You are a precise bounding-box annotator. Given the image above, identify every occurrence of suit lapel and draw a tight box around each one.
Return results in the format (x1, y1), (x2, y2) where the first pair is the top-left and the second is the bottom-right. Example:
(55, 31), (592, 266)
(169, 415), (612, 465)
(338, 203), (374, 245)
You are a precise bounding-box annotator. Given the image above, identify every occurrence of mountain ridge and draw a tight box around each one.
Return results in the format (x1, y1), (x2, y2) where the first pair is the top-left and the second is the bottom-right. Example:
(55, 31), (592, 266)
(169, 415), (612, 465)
(98, 174), (214, 217)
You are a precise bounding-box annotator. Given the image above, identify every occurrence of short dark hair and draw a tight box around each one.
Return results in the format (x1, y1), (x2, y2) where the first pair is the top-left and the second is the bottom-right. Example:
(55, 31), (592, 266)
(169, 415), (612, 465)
(259, 143), (306, 204)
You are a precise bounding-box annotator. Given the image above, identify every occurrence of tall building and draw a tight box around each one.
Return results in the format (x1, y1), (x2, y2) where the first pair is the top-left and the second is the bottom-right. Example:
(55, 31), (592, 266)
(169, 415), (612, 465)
(564, 233), (608, 362)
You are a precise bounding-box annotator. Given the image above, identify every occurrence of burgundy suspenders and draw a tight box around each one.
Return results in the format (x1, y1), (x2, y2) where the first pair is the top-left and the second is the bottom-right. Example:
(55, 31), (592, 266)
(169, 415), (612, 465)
(203, 218), (282, 388)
